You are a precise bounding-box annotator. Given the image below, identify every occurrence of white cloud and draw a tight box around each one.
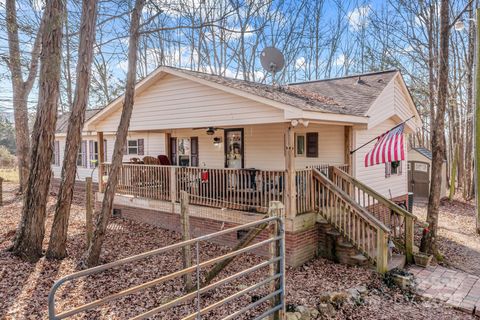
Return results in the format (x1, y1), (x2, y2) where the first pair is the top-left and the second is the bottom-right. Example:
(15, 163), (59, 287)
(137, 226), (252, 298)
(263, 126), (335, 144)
(295, 57), (306, 69)
(348, 5), (371, 31)
(335, 53), (346, 66)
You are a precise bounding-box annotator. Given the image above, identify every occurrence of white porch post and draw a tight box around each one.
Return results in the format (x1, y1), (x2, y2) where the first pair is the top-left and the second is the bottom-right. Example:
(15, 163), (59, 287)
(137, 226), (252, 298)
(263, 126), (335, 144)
(285, 126), (297, 218)
(97, 131), (105, 192)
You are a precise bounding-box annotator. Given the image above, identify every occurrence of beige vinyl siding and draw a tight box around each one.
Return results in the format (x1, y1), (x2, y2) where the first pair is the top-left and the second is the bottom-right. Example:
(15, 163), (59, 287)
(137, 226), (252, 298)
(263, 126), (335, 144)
(171, 124), (286, 170)
(52, 135), (100, 183)
(294, 124), (345, 168)
(365, 78), (395, 129)
(103, 132), (166, 163)
(353, 118), (407, 198)
(394, 77), (416, 125)
(170, 123), (345, 170)
(93, 74), (285, 132)
(52, 132), (166, 183)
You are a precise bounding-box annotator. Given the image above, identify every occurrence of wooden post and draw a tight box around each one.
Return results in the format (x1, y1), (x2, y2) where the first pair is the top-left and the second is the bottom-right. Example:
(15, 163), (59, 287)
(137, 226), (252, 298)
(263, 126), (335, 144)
(269, 201), (285, 320)
(97, 132), (105, 193)
(284, 127), (296, 218)
(170, 166), (177, 206)
(376, 229), (388, 273)
(85, 177), (94, 248)
(344, 126), (352, 169)
(0, 177), (3, 206)
(405, 215), (414, 264)
(180, 191), (192, 291)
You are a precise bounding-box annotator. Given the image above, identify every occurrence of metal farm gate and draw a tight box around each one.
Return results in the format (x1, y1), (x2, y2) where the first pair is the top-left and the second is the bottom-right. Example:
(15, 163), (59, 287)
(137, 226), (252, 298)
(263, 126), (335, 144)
(48, 203), (286, 320)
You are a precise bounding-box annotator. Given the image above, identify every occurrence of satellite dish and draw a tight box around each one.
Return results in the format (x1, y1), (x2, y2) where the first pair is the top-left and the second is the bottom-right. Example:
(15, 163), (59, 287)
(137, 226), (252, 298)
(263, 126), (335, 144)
(260, 47), (285, 75)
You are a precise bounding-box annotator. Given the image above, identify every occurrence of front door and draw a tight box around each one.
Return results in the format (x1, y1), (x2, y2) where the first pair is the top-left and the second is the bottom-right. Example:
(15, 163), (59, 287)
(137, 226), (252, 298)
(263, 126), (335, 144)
(225, 128), (244, 168)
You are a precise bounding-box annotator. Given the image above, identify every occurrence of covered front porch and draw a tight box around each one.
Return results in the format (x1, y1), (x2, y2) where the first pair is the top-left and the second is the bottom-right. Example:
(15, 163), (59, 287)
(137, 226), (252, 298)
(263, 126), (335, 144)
(100, 162), (349, 216)
(95, 120), (354, 218)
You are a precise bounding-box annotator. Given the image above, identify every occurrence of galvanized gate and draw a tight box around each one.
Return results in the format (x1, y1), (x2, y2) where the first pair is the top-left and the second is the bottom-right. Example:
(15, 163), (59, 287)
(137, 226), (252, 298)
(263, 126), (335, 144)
(48, 203), (285, 320)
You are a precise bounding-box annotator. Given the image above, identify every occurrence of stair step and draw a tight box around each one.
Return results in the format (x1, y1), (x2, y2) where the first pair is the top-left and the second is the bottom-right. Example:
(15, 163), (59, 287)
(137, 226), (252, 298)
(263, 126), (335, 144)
(349, 254), (368, 266)
(387, 254), (406, 271)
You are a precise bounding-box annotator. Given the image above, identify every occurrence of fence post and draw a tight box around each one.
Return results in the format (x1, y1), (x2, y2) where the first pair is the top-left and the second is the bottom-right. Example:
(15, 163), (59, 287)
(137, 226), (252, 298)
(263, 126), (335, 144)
(85, 177), (93, 248)
(170, 167), (177, 210)
(405, 215), (414, 264)
(376, 229), (388, 273)
(180, 190), (193, 291)
(0, 177), (3, 206)
(269, 201), (285, 320)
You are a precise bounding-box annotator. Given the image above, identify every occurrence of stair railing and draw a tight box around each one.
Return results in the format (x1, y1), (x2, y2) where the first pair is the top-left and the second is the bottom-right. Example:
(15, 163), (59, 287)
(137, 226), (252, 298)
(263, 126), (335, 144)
(312, 169), (390, 273)
(329, 166), (416, 263)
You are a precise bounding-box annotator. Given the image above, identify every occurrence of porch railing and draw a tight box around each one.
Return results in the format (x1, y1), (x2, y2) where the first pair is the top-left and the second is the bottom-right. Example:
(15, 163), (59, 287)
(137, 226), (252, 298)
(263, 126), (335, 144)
(295, 164), (350, 214)
(101, 163), (349, 216)
(175, 167), (285, 213)
(312, 168), (389, 272)
(103, 163), (171, 201)
(329, 166), (415, 263)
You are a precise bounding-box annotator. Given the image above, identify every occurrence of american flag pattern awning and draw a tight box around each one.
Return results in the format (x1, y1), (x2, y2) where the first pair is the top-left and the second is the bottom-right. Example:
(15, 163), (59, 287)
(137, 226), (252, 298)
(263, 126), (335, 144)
(364, 123), (405, 167)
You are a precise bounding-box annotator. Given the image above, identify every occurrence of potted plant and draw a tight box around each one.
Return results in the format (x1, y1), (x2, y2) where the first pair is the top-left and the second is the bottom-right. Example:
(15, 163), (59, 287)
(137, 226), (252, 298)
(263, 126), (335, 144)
(414, 227), (433, 267)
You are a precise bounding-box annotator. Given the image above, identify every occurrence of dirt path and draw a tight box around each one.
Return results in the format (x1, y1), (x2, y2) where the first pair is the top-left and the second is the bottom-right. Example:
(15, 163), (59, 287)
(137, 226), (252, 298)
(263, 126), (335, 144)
(412, 195), (480, 276)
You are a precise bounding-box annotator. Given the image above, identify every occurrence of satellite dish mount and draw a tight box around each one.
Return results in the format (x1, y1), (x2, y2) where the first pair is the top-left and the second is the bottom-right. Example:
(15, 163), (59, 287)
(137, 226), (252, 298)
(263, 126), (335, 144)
(260, 47), (285, 86)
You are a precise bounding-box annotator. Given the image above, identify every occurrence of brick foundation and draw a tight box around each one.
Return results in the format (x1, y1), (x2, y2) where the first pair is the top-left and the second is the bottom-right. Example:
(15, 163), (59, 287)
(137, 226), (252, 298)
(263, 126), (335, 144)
(107, 202), (319, 267)
(96, 192), (409, 268)
(50, 178), (98, 205)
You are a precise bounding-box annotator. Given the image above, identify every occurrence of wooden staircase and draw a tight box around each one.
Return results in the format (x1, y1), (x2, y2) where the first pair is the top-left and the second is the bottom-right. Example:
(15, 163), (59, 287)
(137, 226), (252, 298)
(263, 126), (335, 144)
(312, 167), (417, 273)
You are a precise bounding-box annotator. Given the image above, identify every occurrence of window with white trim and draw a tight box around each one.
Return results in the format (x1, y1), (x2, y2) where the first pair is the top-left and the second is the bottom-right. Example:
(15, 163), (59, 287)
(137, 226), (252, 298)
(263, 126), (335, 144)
(295, 134), (306, 157)
(385, 161), (402, 178)
(127, 140), (138, 155)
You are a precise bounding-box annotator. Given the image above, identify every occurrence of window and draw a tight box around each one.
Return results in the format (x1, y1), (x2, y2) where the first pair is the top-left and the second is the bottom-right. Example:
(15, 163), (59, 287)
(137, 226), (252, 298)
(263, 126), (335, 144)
(178, 138), (191, 166)
(128, 140), (138, 155)
(52, 141), (60, 166)
(385, 161), (402, 178)
(77, 141), (87, 167)
(295, 134), (305, 157)
(89, 141), (98, 167)
(125, 139), (144, 155)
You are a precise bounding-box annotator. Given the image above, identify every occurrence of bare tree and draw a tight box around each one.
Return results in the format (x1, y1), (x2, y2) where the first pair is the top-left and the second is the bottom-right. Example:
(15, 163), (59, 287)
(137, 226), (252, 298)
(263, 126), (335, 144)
(46, 0), (99, 260)
(11, 0), (65, 262)
(5, 0), (44, 192)
(83, 0), (145, 267)
(423, 0), (450, 254)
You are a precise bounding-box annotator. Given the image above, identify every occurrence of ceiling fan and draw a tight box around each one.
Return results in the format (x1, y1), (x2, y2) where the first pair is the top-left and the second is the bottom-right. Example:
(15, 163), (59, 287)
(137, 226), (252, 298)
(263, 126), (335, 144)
(193, 127), (226, 135)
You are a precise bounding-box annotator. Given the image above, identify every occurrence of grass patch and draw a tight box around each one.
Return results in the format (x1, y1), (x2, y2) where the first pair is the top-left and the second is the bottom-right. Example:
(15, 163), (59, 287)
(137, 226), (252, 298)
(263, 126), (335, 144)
(0, 168), (19, 183)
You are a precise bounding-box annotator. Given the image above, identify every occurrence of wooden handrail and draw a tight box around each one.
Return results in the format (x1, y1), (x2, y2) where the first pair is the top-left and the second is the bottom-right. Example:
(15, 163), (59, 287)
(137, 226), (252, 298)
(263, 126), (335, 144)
(312, 168), (389, 272)
(330, 166), (415, 263)
(331, 166), (416, 220)
(313, 169), (389, 233)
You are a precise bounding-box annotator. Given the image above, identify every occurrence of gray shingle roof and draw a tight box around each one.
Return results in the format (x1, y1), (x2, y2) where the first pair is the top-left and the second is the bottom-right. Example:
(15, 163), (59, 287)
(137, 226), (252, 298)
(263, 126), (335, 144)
(56, 109), (103, 133)
(288, 70), (398, 116)
(413, 147), (433, 160)
(173, 68), (356, 114)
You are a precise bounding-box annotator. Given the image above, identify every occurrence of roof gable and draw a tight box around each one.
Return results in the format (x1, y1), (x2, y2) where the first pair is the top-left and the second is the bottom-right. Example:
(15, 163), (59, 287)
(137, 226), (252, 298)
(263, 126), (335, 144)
(289, 70), (398, 116)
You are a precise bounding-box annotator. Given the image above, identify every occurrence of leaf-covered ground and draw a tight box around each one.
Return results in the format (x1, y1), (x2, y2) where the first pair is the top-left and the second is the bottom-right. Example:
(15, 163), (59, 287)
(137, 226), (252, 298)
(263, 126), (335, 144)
(0, 182), (472, 319)
(412, 195), (480, 276)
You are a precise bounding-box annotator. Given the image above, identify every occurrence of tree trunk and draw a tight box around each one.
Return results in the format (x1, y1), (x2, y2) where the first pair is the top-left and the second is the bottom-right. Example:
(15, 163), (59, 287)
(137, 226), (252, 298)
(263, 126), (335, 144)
(46, 0), (99, 260)
(82, 0), (145, 268)
(425, 0), (449, 254)
(11, 0), (65, 262)
(5, 0), (44, 192)
(475, 8), (480, 234)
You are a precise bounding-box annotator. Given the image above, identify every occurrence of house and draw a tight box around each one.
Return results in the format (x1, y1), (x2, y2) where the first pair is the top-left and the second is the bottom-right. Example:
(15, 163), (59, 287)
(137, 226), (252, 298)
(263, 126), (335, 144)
(407, 147), (447, 199)
(51, 66), (422, 271)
